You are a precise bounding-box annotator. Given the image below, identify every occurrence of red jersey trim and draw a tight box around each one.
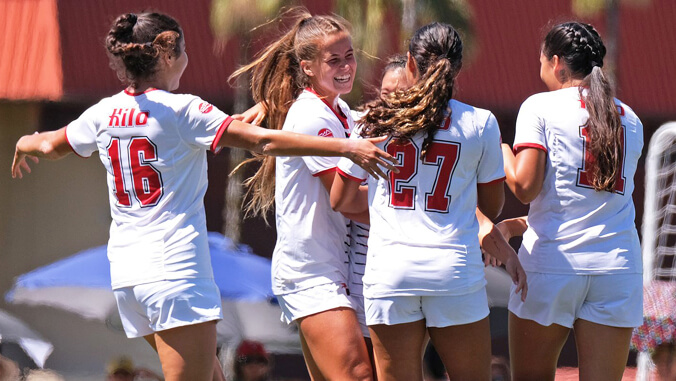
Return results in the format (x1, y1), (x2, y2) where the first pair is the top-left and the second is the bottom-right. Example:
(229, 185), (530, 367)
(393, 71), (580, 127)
(64, 125), (87, 158)
(513, 143), (547, 154)
(305, 87), (350, 135)
(123, 88), (158, 96)
(312, 167), (337, 177)
(478, 176), (506, 186)
(210, 116), (235, 153)
(337, 167), (366, 183)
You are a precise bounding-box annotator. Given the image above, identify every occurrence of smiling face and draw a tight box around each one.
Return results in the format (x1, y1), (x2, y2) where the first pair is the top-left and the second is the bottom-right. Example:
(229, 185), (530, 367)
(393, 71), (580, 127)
(302, 31), (356, 106)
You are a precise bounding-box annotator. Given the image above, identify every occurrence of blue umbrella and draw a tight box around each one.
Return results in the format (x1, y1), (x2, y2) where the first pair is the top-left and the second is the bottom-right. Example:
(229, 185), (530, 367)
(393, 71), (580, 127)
(4, 232), (298, 352)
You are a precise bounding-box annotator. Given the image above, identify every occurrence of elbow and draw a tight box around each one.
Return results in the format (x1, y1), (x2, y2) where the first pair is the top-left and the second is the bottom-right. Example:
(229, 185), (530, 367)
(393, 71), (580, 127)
(513, 184), (539, 204)
(479, 204), (502, 221)
(330, 195), (345, 212)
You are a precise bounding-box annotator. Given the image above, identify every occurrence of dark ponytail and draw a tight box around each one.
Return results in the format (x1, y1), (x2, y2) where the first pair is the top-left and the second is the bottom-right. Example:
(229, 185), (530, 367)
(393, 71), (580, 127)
(543, 22), (622, 192)
(105, 12), (183, 87)
(361, 22), (462, 159)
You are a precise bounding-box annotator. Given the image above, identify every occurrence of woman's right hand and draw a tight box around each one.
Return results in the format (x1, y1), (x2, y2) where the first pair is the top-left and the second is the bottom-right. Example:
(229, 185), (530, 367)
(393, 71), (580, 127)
(505, 254), (528, 302)
(345, 136), (399, 179)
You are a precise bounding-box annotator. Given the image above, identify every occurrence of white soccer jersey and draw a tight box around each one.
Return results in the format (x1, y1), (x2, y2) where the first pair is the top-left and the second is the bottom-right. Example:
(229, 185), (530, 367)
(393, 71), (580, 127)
(66, 89), (231, 289)
(338, 100), (505, 297)
(513, 87), (643, 274)
(348, 220), (369, 297)
(272, 89), (354, 295)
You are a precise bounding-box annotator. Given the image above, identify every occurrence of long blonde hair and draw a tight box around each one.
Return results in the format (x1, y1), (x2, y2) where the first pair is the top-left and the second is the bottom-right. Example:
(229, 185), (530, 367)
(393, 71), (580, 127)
(229, 8), (351, 218)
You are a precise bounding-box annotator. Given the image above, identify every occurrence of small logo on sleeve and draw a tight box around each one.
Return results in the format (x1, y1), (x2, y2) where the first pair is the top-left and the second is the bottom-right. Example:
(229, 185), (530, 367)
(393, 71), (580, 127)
(199, 102), (213, 114)
(318, 128), (334, 137)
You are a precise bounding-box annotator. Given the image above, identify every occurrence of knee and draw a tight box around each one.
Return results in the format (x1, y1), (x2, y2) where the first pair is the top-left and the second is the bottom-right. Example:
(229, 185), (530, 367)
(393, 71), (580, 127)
(349, 360), (373, 381)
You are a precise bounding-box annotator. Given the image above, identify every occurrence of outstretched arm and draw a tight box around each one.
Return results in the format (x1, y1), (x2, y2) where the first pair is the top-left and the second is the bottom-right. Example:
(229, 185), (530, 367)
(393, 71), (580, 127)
(12, 128), (73, 179)
(219, 119), (397, 179)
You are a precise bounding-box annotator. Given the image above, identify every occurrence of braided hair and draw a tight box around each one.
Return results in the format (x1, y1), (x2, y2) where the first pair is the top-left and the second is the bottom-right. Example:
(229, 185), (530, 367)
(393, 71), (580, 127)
(543, 22), (623, 193)
(361, 22), (462, 160)
(105, 13), (183, 87)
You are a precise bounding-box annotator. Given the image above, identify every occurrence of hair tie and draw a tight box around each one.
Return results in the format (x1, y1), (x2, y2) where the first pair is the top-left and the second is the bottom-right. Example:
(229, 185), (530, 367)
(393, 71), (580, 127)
(128, 13), (137, 24)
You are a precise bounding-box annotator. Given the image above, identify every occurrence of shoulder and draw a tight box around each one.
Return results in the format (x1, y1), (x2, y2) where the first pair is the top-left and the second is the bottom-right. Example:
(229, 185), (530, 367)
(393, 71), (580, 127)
(450, 99), (496, 128)
(286, 93), (339, 133)
(615, 99), (642, 128)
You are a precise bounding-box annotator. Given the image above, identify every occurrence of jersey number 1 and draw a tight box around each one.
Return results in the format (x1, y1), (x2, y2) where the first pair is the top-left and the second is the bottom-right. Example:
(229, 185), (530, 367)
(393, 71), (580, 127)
(107, 137), (163, 207)
(386, 139), (460, 212)
(576, 125), (626, 194)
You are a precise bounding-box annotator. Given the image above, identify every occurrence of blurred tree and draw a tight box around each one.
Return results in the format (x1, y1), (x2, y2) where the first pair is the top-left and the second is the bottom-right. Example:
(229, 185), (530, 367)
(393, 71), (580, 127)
(572, 0), (651, 85)
(334, 0), (474, 104)
(210, 0), (290, 242)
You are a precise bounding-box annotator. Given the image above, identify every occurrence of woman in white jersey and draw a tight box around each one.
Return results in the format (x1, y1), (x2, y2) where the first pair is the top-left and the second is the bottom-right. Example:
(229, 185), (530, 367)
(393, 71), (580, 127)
(331, 22), (527, 381)
(500, 21), (643, 381)
(10, 12), (396, 381)
(228, 8), (377, 380)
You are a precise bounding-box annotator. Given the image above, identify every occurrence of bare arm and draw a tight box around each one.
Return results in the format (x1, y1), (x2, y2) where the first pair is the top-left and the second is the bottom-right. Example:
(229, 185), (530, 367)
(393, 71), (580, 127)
(477, 181), (505, 220)
(318, 171), (369, 224)
(12, 128), (73, 179)
(218, 120), (397, 179)
(502, 143), (546, 204)
(476, 209), (528, 301)
(329, 170), (368, 214)
(495, 216), (528, 242)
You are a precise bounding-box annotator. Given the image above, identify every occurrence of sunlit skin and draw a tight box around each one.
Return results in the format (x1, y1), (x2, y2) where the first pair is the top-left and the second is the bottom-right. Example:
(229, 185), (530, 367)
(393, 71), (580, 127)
(131, 39), (188, 94)
(301, 31), (356, 108)
(539, 51), (583, 91)
(379, 67), (407, 98)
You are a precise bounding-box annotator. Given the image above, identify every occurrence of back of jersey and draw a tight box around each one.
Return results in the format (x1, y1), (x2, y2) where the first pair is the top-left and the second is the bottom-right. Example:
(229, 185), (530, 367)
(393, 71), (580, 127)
(340, 100), (505, 297)
(66, 89), (229, 288)
(514, 87), (643, 274)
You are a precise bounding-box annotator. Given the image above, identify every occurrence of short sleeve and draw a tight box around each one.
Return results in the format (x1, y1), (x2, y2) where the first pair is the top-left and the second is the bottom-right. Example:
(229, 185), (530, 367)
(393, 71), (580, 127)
(65, 106), (100, 158)
(337, 132), (369, 182)
(178, 96), (231, 153)
(513, 95), (547, 153)
(293, 114), (344, 176)
(477, 113), (506, 185)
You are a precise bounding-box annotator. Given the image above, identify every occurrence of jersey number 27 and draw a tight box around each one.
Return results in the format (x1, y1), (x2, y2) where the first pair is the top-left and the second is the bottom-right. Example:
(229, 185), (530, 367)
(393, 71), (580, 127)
(386, 139), (460, 213)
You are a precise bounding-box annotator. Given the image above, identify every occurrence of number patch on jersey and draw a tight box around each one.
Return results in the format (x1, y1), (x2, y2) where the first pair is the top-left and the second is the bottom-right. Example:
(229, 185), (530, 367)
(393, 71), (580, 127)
(106, 136), (164, 207)
(576, 125), (627, 194)
(386, 139), (461, 212)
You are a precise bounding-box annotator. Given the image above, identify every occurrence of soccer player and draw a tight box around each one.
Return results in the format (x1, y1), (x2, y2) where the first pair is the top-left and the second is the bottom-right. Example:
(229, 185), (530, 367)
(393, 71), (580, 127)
(10, 12), (396, 381)
(331, 22), (527, 381)
(228, 8), (377, 380)
(500, 21), (644, 381)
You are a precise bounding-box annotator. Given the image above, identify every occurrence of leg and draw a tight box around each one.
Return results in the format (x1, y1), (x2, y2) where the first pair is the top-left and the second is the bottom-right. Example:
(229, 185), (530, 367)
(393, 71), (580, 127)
(428, 317), (491, 381)
(369, 319), (427, 381)
(299, 329), (326, 381)
(509, 312), (570, 381)
(298, 307), (373, 381)
(574, 319), (632, 381)
(364, 337), (378, 380)
(147, 321), (221, 381)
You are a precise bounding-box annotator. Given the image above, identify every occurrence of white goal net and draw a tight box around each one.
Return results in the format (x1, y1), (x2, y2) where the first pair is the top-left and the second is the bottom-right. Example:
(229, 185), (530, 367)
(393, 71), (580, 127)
(638, 122), (676, 380)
